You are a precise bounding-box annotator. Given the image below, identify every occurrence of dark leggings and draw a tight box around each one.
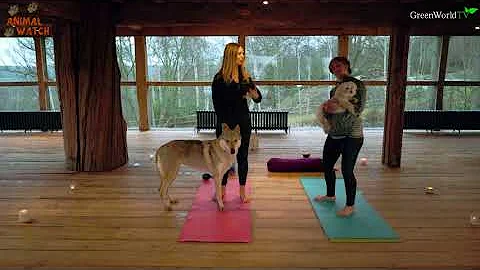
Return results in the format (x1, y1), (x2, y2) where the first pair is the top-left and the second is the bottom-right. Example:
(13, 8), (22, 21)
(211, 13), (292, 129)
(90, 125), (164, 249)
(216, 121), (251, 186)
(323, 136), (364, 206)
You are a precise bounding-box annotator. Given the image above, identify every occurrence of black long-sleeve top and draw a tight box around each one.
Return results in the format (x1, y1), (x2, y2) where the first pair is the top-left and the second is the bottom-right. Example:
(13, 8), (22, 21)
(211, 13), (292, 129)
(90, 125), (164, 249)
(211, 71), (262, 127)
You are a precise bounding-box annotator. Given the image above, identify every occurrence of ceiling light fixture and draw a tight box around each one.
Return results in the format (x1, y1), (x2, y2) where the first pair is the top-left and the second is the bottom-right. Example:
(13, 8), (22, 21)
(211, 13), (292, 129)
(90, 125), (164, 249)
(262, 1), (269, 5)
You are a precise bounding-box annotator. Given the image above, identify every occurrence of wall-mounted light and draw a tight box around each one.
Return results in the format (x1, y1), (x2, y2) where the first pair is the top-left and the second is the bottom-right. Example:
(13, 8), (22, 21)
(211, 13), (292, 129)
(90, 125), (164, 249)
(475, 26), (480, 30)
(262, 0), (269, 5)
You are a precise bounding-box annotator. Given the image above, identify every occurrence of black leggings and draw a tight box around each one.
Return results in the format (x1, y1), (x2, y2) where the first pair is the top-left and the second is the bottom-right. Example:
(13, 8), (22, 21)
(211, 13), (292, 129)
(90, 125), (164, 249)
(323, 136), (364, 206)
(216, 121), (251, 186)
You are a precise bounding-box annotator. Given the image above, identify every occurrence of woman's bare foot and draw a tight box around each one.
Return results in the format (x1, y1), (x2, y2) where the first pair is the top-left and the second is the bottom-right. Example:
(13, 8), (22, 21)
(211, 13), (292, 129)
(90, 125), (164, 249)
(314, 195), (336, 202)
(337, 206), (354, 217)
(211, 186), (226, 201)
(240, 185), (250, 203)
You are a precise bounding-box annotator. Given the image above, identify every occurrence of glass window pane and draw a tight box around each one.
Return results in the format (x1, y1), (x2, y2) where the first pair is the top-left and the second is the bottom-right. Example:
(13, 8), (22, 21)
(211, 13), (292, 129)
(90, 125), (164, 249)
(363, 86), (386, 128)
(407, 36), (440, 81)
(121, 86), (139, 128)
(405, 86), (436, 110)
(0, 37), (37, 82)
(0, 86), (39, 110)
(446, 36), (480, 81)
(249, 84), (383, 128)
(246, 36), (338, 81)
(45, 37), (56, 81)
(349, 36), (390, 80)
(443, 86), (480, 110)
(248, 85), (331, 127)
(146, 36), (236, 82)
(116, 36), (136, 82)
(149, 86), (213, 128)
(47, 85), (60, 110)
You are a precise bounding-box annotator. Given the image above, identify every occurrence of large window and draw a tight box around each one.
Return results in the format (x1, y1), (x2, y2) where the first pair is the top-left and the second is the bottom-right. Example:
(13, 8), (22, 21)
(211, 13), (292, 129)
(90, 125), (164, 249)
(0, 86), (38, 110)
(349, 36), (390, 81)
(407, 36), (441, 81)
(363, 86), (386, 127)
(250, 85), (331, 127)
(121, 86), (139, 127)
(245, 36), (342, 127)
(45, 37), (56, 81)
(446, 36), (480, 81)
(246, 36), (337, 80)
(443, 86), (480, 110)
(0, 37), (39, 111)
(116, 36), (138, 128)
(149, 86), (213, 128)
(146, 36), (236, 82)
(406, 37), (441, 111)
(0, 37), (58, 112)
(146, 36), (236, 128)
(405, 86), (436, 110)
(116, 36), (136, 82)
(0, 37), (37, 82)
(405, 36), (479, 112)
(349, 36), (390, 127)
(47, 86), (59, 111)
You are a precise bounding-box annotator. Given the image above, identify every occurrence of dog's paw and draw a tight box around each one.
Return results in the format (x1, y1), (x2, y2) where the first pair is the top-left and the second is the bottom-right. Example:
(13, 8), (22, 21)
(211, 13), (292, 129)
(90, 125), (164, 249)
(218, 204), (224, 211)
(164, 205), (173, 211)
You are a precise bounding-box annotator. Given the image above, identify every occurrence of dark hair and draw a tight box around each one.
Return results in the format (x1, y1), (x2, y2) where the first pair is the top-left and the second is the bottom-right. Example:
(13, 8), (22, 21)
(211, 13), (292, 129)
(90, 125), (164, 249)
(329, 56), (352, 75)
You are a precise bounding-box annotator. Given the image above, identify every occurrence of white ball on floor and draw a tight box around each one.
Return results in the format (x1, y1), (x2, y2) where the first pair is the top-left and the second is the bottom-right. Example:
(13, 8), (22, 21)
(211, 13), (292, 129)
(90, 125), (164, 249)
(359, 157), (368, 166)
(470, 212), (479, 226)
(18, 209), (33, 223)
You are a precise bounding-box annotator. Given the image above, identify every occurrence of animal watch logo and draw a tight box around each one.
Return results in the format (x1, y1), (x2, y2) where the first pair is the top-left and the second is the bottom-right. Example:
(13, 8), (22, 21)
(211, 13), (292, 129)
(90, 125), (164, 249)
(3, 2), (52, 37)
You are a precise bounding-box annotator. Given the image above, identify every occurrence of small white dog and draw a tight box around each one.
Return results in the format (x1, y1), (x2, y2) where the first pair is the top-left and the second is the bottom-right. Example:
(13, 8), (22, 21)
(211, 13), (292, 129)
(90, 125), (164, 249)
(317, 81), (358, 133)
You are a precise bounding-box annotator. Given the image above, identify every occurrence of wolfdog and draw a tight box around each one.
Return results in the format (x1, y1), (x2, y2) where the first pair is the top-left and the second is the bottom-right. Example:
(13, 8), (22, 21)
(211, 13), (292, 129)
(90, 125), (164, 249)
(155, 123), (241, 211)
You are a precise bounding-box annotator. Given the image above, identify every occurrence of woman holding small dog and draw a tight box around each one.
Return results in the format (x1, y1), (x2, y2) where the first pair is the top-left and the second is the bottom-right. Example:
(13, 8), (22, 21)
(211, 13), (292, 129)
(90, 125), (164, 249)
(315, 56), (367, 217)
(211, 42), (262, 203)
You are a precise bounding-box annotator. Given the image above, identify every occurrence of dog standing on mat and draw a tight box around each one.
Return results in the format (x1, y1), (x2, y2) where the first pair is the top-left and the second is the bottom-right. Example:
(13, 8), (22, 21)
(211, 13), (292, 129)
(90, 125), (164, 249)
(155, 123), (241, 211)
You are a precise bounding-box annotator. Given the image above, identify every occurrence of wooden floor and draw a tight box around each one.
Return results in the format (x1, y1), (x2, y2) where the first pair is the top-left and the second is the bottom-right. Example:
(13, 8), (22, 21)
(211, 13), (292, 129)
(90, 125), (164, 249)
(0, 129), (479, 269)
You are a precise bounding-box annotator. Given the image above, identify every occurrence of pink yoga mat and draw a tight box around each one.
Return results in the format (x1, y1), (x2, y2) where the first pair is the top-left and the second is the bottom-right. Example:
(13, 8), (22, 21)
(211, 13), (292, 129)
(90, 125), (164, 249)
(178, 179), (252, 243)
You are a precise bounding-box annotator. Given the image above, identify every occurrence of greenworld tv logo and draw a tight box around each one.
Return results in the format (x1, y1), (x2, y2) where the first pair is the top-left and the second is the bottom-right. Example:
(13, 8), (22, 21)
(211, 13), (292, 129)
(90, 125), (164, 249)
(410, 7), (478, 19)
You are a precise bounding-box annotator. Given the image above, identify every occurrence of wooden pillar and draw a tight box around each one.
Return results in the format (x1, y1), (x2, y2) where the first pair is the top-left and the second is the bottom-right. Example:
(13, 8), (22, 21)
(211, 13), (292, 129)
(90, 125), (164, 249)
(34, 37), (48, 110)
(436, 36), (449, 110)
(382, 24), (409, 167)
(238, 35), (246, 48)
(134, 36), (149, 131)
(54, 2), (128, 171)
(338, 35), (349, 57)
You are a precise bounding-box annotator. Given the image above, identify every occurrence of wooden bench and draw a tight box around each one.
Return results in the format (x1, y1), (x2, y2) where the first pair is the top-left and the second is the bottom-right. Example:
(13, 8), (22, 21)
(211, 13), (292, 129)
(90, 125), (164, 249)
(403, 110), (480, 133)
(196, 110), (289, 133)
(0, 111), (62, 132)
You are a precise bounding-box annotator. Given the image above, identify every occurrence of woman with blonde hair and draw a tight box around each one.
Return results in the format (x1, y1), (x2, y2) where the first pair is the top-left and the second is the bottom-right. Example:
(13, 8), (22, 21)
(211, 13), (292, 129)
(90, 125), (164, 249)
(211, 42), (262, 202)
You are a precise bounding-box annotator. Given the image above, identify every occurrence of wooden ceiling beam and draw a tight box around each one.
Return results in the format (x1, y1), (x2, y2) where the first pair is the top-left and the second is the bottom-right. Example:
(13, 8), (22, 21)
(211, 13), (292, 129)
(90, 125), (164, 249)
(1, 1), (477, 36)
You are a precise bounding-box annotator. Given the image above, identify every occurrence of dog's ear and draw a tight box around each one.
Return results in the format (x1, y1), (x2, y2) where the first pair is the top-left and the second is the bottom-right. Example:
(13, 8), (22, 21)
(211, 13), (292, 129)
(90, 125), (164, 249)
(233, 124), (240, 132)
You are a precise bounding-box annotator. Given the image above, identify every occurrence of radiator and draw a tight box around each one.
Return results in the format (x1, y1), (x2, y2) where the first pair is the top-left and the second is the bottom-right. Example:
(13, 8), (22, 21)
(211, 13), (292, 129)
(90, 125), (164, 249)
(0, 111), (62, 132)
(403, 110), (480, 132)
(196, 110), (289, 133)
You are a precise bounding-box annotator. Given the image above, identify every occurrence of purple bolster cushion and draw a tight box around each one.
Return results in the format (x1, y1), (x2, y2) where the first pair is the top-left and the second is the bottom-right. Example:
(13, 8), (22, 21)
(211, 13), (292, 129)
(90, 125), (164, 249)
(267, 157), (326, 172)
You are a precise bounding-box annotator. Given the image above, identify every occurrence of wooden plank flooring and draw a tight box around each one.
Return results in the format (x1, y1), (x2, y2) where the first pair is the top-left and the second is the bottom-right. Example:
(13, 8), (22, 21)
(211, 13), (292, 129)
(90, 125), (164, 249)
(0, 129), (479, 269)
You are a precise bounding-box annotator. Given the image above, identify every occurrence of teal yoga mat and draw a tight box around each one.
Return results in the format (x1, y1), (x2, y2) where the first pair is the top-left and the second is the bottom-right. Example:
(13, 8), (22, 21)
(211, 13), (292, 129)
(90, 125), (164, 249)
(301, 177), (400, 242)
